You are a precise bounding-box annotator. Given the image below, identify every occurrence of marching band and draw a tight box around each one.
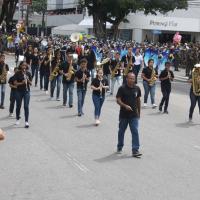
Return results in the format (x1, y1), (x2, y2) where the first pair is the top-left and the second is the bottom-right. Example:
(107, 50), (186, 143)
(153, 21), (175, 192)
(1, 34), (200, 157)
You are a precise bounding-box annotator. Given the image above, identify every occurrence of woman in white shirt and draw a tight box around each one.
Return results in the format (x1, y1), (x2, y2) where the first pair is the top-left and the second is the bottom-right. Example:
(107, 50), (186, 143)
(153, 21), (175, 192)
(134, 48), (144, 83)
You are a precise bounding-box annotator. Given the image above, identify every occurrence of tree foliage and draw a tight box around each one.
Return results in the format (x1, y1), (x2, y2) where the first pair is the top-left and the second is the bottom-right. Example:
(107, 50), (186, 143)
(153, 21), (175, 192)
(31, 0), (47, 14)
(80, 0), (188, 39)
(0, 0), (18, 30)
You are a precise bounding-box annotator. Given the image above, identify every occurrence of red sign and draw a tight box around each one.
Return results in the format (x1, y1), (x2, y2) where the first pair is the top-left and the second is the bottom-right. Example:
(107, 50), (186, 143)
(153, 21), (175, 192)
(21, 0), (32, 5)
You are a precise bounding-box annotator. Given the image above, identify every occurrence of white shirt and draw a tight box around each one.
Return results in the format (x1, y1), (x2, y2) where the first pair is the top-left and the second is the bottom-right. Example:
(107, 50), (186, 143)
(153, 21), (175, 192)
(134, 54), (143, 65)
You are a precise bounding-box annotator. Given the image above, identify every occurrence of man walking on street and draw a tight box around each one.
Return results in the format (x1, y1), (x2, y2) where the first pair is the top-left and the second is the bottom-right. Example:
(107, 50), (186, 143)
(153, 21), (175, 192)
(116, 72), (142, 157)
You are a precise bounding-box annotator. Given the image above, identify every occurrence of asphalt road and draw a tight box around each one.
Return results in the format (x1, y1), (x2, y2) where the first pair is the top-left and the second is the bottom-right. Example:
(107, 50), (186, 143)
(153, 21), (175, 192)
(0, 56), (200, 200)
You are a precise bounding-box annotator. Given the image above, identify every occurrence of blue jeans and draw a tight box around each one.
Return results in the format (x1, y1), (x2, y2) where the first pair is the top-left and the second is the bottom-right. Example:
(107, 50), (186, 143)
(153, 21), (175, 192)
(111, 76), (121, 94)
(143, 81), (156, 104)
(189, 90), (200, 119)
(92, 94), (105, 119)
(31, 65), (39, 86)
(9, 90), (16, 114)
(103, 74), (111, 90)
(15, 90), (30, 122)
(0, 84), (6, 106)
(77, 88), (86, 114)
(117, 117), (140, 151)
(89, 68), (95, 81)
(63, 82), (74, 106)
(44, 73), (50, 91)
(50, 75), (62, 98)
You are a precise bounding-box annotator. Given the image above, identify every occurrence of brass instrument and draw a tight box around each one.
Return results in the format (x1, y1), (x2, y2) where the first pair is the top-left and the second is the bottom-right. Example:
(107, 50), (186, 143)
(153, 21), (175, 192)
(0, 64), (8, 84)
(66, 60), (75, 81)
(149, 68), (157, 86)
(49, 59), (60, 81)
(124, 55), (133, 76)
(192, 67), (200, 96)
(111, 61), (121, 78)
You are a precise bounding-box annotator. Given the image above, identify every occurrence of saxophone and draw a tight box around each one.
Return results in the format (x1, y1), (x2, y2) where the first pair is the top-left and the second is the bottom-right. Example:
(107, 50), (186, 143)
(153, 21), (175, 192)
(124, 55), (133, 76)
(0, 64), (8, 84)
(49, 59), (60, 81)
(66, 60), (75, 81)
(149, 68), (157, 86)
(111, 61), (120, 78)
(192, 67), (200, 96)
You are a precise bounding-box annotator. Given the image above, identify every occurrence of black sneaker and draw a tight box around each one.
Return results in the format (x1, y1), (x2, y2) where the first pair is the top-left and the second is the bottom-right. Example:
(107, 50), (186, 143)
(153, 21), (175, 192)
(132, 150), (142, 157)
(159, 106), (162, 112)
(116, 149), (122, 154)
(0, 105), (5, 109)
(69, 105), (73, 108)
(163, 111), (168, 114)
(78, 113), (82, 117)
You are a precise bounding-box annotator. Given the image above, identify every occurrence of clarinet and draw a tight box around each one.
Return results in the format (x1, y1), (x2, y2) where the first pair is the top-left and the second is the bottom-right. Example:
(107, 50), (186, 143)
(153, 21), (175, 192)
(99, 80), (103, 99)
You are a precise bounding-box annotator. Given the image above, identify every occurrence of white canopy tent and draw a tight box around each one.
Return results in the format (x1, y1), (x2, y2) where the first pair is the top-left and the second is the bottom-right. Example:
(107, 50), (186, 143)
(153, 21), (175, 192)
(78, 17), (112, 29)
(52, 24), (87, 35)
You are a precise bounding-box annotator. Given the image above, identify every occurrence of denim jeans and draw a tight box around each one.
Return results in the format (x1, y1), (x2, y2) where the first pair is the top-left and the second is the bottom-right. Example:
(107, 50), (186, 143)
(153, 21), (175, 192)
(92, 94), (105, 119)
(44, 73), (50, 91)
(89, 68), (95, 81)
(189, 90), (200, 119)
(111, 76), (121, 94)
(134, 64), (141, 83)
(159, 86), (171, 111)
(143, 81), (156, 104)
(77, 88), (86, 114)
(103, 74), (111, 90)
(15, 90), (30, 122)
(9, 90), (16, 114)
(31, 65), (39, 86)
(63, 82), (74, 106)
(0, 84), (6, 106)
(50, 75), (62, 98)
(117, 117), (140, 151)
(40, 71), (45, 90)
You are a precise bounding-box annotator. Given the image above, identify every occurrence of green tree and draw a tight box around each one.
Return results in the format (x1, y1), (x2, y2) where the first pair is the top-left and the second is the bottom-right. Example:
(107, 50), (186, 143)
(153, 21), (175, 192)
(0, 0), (18, 31)
(80, 0), (188, 39)
(31, 0), (47, 33)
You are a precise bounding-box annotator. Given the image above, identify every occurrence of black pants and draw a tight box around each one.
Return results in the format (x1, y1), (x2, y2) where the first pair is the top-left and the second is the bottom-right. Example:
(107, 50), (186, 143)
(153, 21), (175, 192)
(31, 65), (39, 86)
(40, 71), (45, 90)
(189, 90), (200, 119)
(9, 90), (16, 114)
(159, 86), (171, 111)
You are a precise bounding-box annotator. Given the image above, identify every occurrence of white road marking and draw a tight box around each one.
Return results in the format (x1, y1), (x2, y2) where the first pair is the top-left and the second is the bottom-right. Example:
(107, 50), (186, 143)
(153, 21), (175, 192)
(193, 145), (200, 150)
(65, 153), (89, 173)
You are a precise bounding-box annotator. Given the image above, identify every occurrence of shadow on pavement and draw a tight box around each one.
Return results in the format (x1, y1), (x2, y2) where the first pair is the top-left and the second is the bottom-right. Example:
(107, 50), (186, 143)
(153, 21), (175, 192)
(0, 116), (9, 121)
(60, 114), (77, 119)
(76, 124), (95, 128)
(45, 105), (64, 110)
(35, 98), (51, 102)
(95, 153), (139, 163)
(147, 112), (163, 116)
(1, 124), (24, 131)
(175, 122), (200, 128)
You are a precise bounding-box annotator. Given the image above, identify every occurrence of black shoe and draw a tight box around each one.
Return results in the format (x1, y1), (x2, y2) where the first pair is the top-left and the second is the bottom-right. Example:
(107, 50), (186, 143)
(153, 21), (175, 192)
(132, 150), (142, 157)
(159, 106), (162, 112)
(78, 113), (82, 117)
(0, 105), (5, 109)
(69, 105), (73, 108)
(163, 110), (168, 114)
(116, 148), (122, 154)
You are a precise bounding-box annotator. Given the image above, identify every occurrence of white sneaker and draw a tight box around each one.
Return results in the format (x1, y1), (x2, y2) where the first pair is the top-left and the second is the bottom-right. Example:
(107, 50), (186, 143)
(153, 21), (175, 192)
(25, 122), (29, 128)
(152, 104), (157, 108)
(15, 120), (20, 125)
(56, 98), (61, 101)
(45, 91), (49, 95)
(9, 113), (14, 117)
(143, 103), (147, 107)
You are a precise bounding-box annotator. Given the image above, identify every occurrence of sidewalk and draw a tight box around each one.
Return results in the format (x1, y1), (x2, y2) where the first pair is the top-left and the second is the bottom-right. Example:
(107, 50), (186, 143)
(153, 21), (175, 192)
(173, 68), (188, 82)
